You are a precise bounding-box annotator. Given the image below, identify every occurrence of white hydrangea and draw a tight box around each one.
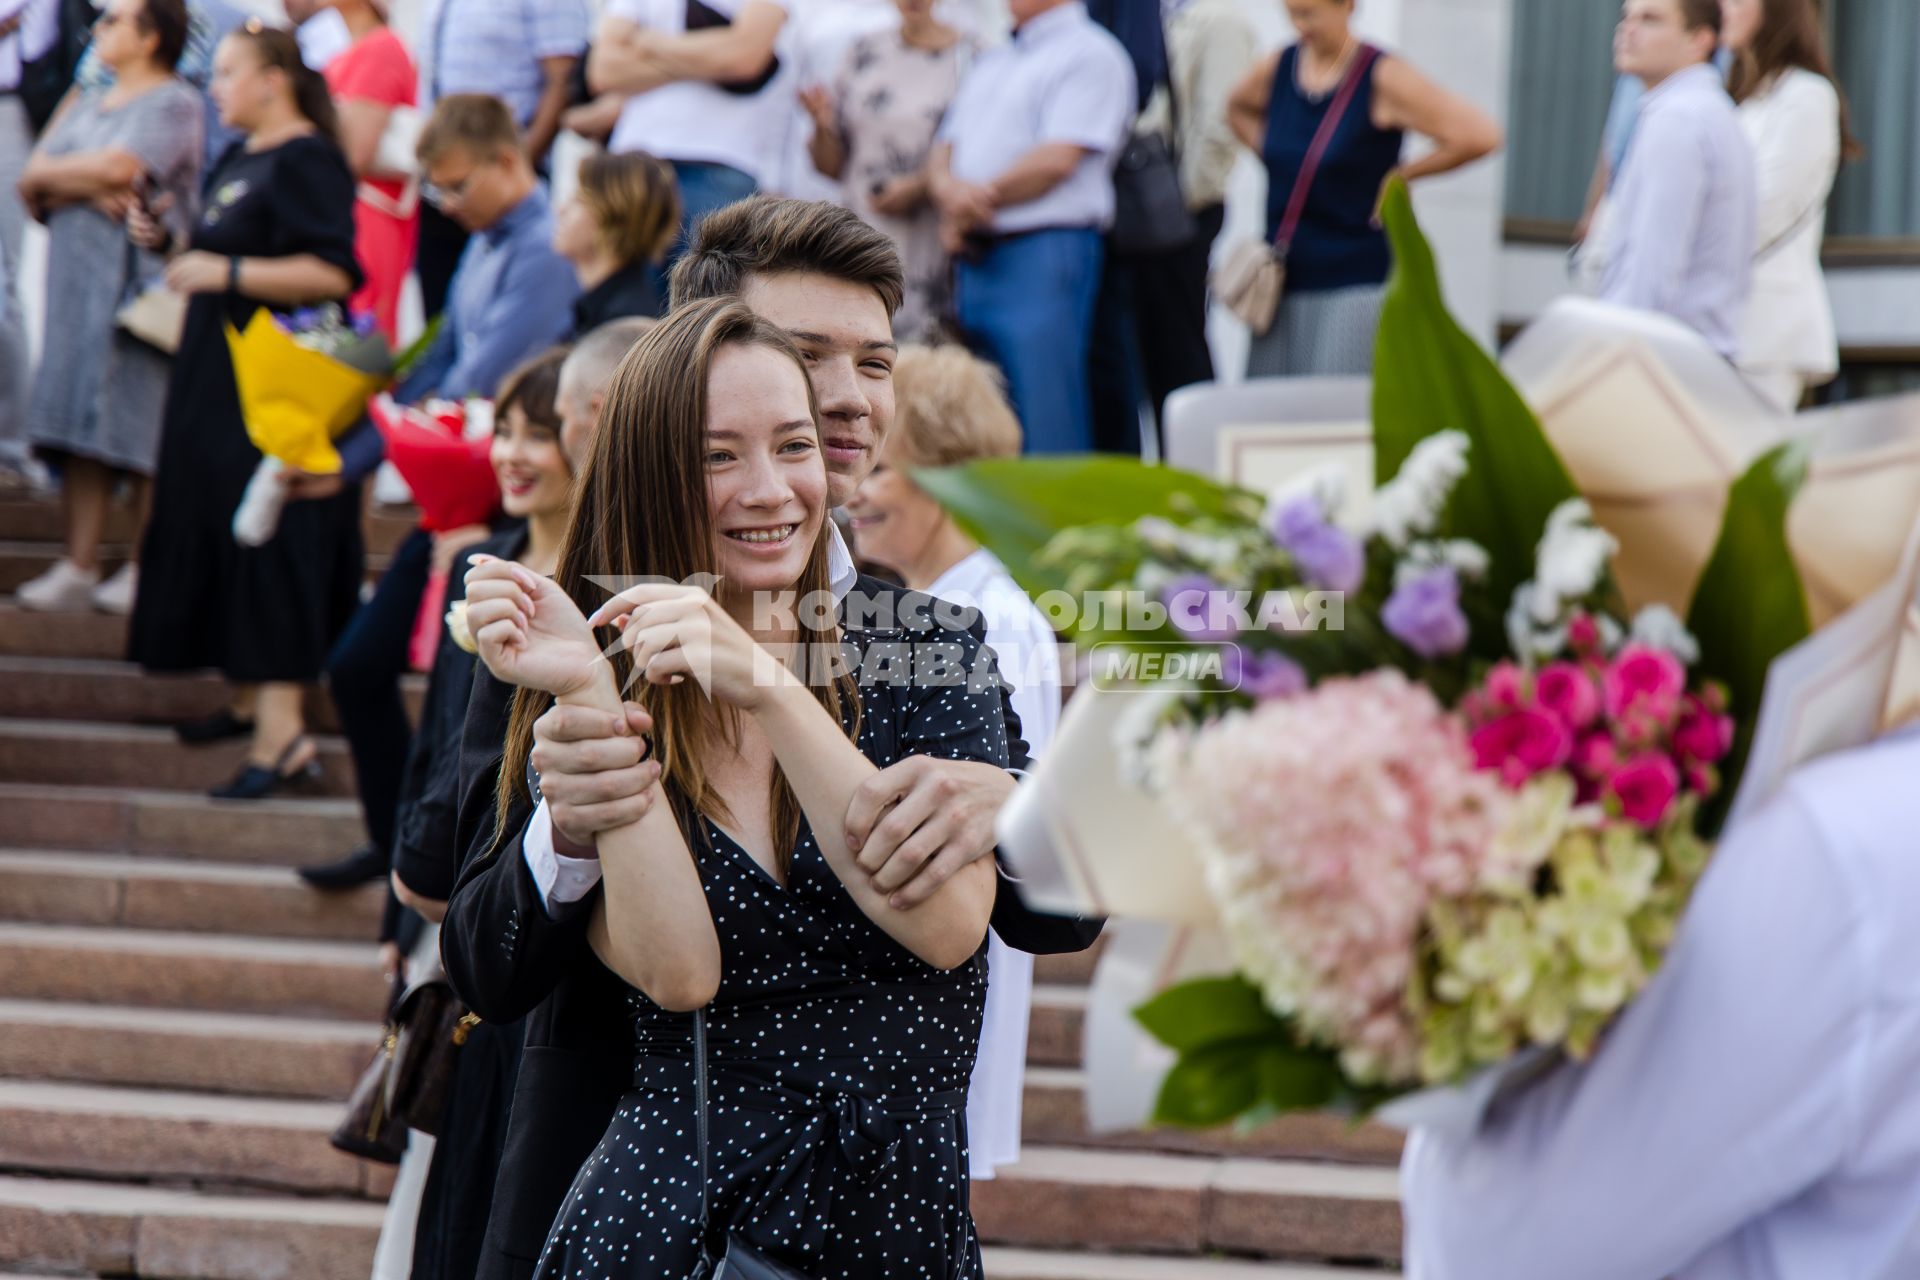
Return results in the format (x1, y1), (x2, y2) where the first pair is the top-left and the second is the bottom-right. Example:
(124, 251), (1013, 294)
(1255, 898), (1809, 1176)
(1368, 430), (1471, 549)
(1628, 603), (1700, 663)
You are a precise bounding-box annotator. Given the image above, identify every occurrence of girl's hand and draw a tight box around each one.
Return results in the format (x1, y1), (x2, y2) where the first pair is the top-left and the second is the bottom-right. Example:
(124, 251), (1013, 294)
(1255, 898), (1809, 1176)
(431, 524), (493, 575)
(165, 249), (228, 295)
(798, 84), (837, 134)
(127, 190), (174, 249)
(589, 584), (795, 711)
(465, 555), (611, 703)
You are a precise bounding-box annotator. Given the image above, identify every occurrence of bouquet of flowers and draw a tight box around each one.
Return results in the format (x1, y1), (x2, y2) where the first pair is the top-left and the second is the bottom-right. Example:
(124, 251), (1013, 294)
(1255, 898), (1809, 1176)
(368, 394), (502, 670)
(229, 305), (394, 547)
(918, 179), (1815, 1128)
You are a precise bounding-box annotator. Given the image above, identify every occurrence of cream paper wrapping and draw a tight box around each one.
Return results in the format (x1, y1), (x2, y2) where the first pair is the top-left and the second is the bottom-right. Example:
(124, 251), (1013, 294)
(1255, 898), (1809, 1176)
(993, 301), (1920, 1134)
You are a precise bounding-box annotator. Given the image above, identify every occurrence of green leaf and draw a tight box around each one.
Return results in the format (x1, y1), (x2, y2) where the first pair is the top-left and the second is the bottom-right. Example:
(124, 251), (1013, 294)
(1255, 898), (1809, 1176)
(914, 457), (1250, 601)
(1151, 1043), (1263, 1126)
(1372, 176), (1580, 624)
(1686, 441), (1813, 833)
(1135, 975), (1286, 1053)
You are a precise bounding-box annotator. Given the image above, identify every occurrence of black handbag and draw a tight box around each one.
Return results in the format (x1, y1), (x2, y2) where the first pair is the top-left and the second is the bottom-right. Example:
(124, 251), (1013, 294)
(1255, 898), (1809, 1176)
(688, 1010), (812, 1280)
(1109, 80), (1196, 257)
(328, 954), (480, 1163)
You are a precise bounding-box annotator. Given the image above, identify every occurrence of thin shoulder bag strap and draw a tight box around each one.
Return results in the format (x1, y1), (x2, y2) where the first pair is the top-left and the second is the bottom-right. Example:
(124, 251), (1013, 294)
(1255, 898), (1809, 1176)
(1273, 43), (1380, 253)
(695, 1008), (712, 1259)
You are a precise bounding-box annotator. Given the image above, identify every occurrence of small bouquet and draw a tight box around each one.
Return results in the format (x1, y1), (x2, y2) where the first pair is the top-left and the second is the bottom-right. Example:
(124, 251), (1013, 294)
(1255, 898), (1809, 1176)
(919, 178), (1815, 1132)
(369, 394), (502, 671)
(230, 306), (393, 547)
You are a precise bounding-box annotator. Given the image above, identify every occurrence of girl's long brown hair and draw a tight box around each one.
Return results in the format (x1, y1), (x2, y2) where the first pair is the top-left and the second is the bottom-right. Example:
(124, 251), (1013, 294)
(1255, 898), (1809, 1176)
(493, 298), (858, 876)
(1727, 0), (1861, 162)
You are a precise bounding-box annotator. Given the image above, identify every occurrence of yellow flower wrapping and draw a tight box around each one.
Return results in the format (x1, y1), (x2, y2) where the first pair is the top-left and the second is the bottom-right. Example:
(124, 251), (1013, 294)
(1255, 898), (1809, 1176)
(225, 311), (388, 474)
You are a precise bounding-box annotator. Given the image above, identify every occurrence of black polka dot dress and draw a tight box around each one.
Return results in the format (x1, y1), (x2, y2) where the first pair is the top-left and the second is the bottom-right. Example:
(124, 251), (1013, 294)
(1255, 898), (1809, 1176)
(535, 623), (1012, 1280)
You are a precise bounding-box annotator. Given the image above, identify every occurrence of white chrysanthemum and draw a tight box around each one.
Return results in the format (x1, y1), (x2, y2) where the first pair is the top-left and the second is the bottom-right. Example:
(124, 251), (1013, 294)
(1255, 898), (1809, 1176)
(1529, 500), (1617, 623)
(445, 600), (477, 654)
(1629, 603), (1700, 663)
(1396, 537), (1491, 588)
(1268, 463), (1348, 525)
(1369, 430), (1471, 549)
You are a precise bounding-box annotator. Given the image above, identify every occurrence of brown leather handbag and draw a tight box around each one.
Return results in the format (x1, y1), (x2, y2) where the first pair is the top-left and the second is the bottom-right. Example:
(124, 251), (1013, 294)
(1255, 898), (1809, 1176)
(329, 953), (480, 1163)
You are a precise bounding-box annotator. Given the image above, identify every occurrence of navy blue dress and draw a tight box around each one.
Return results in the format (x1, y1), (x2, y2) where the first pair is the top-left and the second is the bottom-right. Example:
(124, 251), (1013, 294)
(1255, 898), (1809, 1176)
(535, 622), (1011, 1280)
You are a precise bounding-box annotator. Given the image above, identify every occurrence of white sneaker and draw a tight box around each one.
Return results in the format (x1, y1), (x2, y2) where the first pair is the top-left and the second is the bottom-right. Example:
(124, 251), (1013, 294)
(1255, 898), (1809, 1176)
(16, 559), (101, 612)
(91, 562), (138, 615)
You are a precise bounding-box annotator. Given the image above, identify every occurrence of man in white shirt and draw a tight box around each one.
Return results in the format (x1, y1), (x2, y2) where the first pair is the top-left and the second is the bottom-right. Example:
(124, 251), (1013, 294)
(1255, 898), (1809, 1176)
(1402, 726), (1920, 1280)
(928, 0), (1134, 455)
(587, 0), (789, 253)
(1595, 0), (1755, 358)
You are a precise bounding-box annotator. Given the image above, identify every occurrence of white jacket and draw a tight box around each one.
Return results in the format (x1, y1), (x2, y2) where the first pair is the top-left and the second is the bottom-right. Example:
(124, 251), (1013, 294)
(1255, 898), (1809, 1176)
(1736, 68), (1840, 383)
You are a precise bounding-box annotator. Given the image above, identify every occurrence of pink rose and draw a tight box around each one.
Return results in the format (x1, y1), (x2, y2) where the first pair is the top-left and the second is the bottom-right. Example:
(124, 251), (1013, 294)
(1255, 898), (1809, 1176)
(1483, 662), (1531, 712)
(1470, 709), (1573, 787)
(1572, 731), (1617, 777)
(1605, 754), (1680, 827)
(1684, 762), (1718, 797)
(1673, 699), (1735, 764)
(1565, 612), (1603, 656)
(1534, 661), (1600, 730)
(1602, 644), (1686, 725)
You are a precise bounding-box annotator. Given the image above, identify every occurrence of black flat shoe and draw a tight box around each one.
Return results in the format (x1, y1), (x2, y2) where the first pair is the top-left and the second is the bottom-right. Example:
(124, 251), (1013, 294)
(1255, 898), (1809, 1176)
(209, 736), (320, 800)
(176, 708), (256, 745)
(299, 844), (390, 890)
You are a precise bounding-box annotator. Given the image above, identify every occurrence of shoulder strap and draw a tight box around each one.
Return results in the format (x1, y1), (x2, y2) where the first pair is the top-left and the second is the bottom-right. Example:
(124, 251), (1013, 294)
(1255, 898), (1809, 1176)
(1274, 43), (1380, 251)
(694, 1008), (713, 1257)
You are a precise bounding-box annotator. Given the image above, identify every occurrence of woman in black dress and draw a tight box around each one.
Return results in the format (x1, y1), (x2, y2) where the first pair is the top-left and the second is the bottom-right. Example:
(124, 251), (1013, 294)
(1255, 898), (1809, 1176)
(466, 299), (1005, 1279)
(127, 23), (364, 798)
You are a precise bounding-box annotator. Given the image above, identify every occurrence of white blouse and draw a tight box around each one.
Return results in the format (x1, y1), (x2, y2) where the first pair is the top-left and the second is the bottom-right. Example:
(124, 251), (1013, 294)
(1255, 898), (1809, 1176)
(1400, 728), (1920, 1280)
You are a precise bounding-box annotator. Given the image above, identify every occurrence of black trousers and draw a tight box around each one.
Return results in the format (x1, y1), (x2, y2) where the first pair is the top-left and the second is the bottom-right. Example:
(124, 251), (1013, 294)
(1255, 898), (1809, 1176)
(416, 203), (471, 320)
(1089, 202), (1227, 456)
(326, 525), (431, 860)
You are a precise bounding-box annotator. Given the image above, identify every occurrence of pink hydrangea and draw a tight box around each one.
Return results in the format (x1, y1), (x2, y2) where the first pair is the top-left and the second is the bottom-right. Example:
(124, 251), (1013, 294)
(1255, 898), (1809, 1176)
(1158, 670), (1510, 1084)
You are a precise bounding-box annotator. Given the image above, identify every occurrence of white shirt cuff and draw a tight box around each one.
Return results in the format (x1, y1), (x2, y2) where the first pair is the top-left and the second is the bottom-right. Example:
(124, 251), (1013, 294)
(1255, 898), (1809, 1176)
(523, 799), (605, 916)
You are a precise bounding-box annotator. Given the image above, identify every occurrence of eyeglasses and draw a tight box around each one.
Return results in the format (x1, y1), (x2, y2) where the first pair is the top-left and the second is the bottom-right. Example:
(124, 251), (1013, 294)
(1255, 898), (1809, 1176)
(422, 168), (482, 210)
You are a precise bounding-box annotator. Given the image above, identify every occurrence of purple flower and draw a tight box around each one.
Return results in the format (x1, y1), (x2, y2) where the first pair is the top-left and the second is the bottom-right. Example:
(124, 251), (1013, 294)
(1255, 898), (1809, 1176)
(351, 310), (378, 338)
(1221, 645), (1308, 700)
(1382, 565), (1470, 659)
(1161, 573), (1241, 641)
(1267, 496), (1364, 593)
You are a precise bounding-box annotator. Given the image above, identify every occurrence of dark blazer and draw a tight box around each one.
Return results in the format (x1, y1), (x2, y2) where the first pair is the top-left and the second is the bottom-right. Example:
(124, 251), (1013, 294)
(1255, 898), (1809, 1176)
(442, 575), (1103, 1279)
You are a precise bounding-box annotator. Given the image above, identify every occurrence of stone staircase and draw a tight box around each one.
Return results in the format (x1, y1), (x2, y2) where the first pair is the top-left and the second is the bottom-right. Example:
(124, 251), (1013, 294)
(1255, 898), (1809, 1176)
(0, 491), (1406, 1278)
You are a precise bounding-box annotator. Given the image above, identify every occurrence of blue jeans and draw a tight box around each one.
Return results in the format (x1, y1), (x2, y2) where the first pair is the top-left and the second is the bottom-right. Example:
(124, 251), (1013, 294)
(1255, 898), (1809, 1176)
(668, 160), (758, 264)
(954, 227), (1104, 454)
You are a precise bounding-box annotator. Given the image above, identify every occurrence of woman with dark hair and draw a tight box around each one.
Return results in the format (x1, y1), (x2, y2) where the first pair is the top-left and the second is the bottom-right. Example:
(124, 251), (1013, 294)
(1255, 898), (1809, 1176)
(13, 0), (199, 617)
(126, 20), (363, 799)
(465, 297), (1004, 1279)
(552, 150), (679, 334)
(1721, 0), (1852, 410)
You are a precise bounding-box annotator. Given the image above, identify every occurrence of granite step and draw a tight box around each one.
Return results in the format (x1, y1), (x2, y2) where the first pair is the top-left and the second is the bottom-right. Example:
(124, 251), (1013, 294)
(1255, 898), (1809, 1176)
(0, 1080), (388, 1199)
(1026, 984), (1086, 1068)
(0, 720), (355, 797)
(0, 782), (363, 866)
(0, 851), (385, 941)
(0, 656), (424, 731)
(0, 494), (418, 556)
(0, 542), (391, 597)
(983, 1249), (1399, 1279)
(972, 1146), (1402, 1264)
(0, 1000), (376, 1101)
(0, 1174), (383, 1280)
(0, 923), (386, 1020)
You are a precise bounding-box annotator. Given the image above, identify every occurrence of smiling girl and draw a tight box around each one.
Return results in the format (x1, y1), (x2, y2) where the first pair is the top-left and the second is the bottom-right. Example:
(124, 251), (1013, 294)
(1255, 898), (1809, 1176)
(466, 298), (1006, 1278)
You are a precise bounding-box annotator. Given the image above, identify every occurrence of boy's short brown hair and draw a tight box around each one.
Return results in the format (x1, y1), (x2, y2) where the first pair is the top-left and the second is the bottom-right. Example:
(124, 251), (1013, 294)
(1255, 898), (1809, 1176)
(668, 196), (904, 317)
